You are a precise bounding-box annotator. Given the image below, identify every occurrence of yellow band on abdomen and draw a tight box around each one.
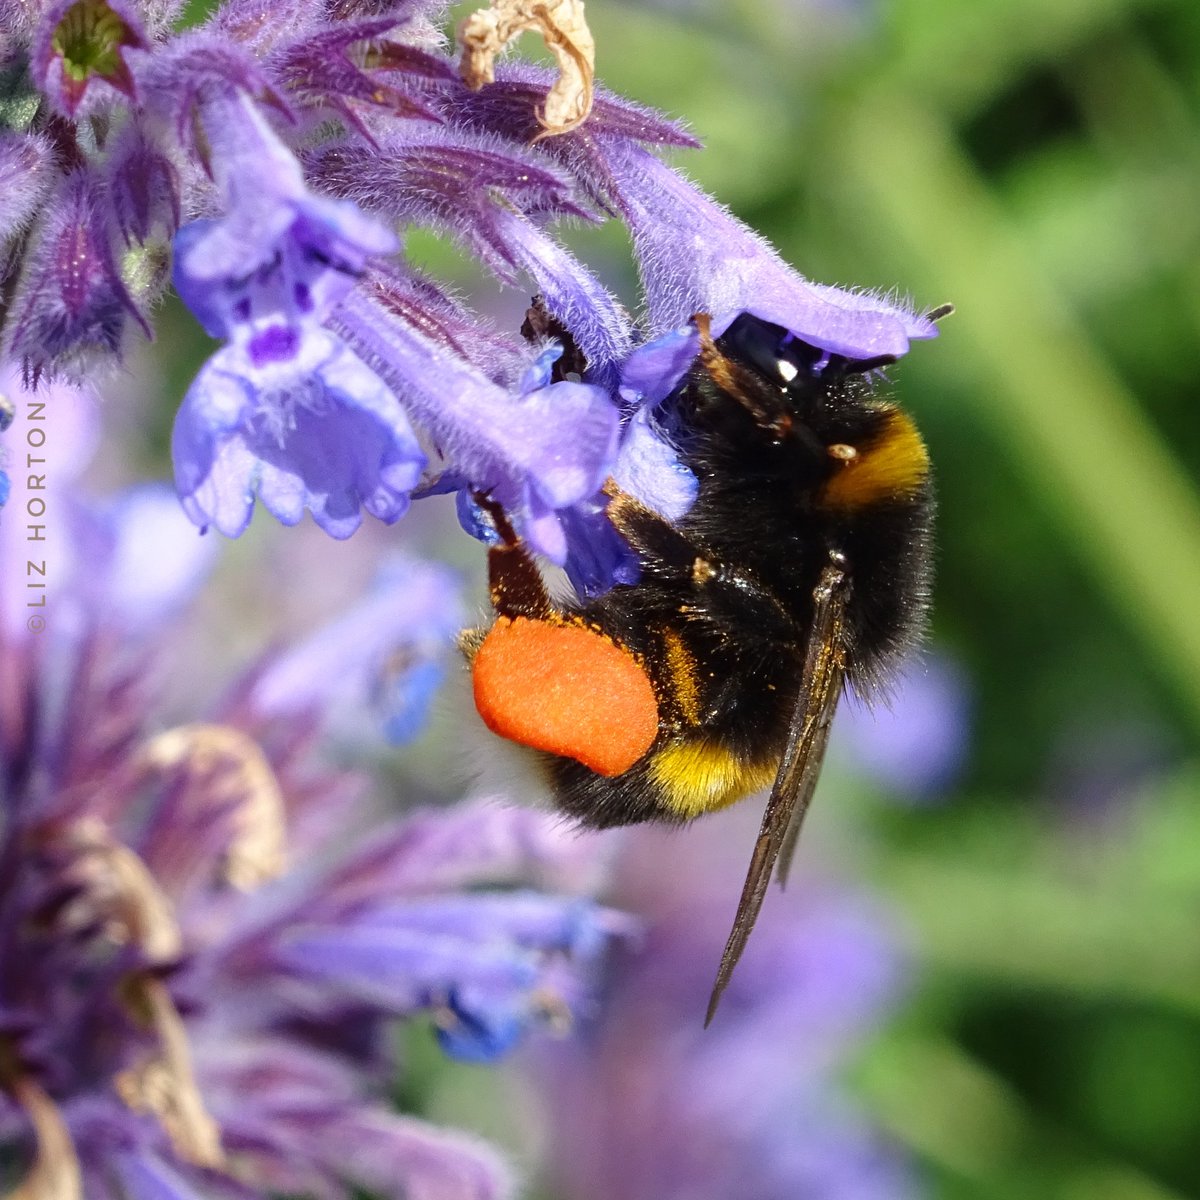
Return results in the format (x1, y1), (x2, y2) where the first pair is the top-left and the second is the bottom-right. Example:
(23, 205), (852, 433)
(648, 740), (776, 818)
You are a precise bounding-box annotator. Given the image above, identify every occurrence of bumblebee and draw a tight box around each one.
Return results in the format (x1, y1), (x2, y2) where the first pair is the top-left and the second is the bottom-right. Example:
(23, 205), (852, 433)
(467, 309), (940, 1023)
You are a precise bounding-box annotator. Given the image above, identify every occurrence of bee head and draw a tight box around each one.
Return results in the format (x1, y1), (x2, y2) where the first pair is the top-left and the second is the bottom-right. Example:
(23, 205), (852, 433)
(665, 313), (894, 471)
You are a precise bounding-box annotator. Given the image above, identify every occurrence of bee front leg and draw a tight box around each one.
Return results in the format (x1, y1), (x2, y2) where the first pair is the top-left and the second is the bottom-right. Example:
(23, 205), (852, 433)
(603, 481), (704, 580)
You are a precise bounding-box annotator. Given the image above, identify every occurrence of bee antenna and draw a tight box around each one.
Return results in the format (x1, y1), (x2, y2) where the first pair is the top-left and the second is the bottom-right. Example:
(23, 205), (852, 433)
(690, 312), (793, 438)
(471, 491), (520, 547)
(836, 354), (899, 377)
(927, 303), (955, 322)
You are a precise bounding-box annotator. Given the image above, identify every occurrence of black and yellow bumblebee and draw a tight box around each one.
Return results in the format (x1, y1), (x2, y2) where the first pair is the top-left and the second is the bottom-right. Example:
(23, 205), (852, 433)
(466, 308), (941, 1023)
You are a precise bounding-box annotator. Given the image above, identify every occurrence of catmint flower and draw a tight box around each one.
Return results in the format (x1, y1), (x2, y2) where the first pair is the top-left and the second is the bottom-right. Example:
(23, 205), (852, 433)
(0, 387), (629, 1199)
(249, 553), (466, 745)
(0, 0), (939, 579)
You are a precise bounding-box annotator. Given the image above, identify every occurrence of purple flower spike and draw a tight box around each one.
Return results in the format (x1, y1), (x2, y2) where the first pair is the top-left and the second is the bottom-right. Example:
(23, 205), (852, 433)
(612, 144), (938, 358)
(32, 0), (148, 117)
(171, 96), (419, 538)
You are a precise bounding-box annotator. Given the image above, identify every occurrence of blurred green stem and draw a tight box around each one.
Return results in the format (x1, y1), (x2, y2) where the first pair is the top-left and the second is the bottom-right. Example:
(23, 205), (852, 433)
(824, 91), (1200, 737)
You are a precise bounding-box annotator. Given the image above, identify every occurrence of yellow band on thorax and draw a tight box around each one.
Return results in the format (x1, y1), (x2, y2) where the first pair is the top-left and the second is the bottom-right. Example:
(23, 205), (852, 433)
(820, 407), (929, 512)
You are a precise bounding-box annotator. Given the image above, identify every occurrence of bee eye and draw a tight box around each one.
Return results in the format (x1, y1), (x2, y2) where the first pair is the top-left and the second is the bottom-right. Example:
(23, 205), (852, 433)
(777, 359), (799, 383)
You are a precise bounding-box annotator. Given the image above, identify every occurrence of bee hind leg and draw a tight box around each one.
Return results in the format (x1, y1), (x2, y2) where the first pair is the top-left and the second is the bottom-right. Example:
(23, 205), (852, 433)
(472, 492), (554, 622)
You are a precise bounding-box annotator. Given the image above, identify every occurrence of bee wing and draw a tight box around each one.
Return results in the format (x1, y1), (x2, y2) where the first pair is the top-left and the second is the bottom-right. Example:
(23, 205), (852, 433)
(704, 561), (848, 1026)
(775, 633), (845, 890)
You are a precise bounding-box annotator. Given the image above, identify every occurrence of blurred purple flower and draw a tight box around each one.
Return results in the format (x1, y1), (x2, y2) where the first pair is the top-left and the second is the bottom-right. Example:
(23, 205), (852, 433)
(249, 553), (466, 745)
(0, 397), (629, 1198)
(530, 812), (917, 1200)
(834, 655), (972, 802)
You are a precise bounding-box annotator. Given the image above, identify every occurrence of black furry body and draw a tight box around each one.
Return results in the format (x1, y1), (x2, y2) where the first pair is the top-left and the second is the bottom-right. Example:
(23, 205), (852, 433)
(546, 314), (935, 828)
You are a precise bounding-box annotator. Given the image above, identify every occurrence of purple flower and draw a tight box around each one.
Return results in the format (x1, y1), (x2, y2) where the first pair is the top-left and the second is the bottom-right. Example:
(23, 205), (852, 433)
(607, 143), (938, 356)
(530, 811), (917, 1200)
(0, 402), (630, 1199)
(169, 97), (426, 539)
(249, 553), (466, 744)
(334, 289), (620, 564)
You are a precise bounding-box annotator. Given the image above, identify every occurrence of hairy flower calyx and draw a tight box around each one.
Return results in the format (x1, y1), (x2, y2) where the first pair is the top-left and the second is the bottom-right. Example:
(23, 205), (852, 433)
(48, 0), (145, 111)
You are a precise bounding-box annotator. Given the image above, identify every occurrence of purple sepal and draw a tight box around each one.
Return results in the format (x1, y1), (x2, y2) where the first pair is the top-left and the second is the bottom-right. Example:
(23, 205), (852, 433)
(31, 0), (148, 118)
(274, 19), (446, 128)
(365, 262), (528, 385)
(0, 132), (57, 247)
(137, 33), (290, 159)
(206, 0), (326, 58)
(434, 60), (701, 163)
(305, 128), (632, 386)
(3, 169), (148, 379)
(102, 120), (181, 245)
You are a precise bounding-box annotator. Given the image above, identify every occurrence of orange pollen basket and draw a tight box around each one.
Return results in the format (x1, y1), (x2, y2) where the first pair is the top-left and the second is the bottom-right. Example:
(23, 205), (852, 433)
(471, 616), (660, 776)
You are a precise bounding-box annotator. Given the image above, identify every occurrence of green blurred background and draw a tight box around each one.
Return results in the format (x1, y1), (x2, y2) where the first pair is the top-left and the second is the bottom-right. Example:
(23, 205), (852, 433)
(148, 0), (1200, 1194)
(576, 1), (1200, 1197)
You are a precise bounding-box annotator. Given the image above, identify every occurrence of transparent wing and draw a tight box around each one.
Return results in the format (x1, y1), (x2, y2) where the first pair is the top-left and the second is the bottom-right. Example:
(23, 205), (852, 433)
(704, 560), (849, 1026)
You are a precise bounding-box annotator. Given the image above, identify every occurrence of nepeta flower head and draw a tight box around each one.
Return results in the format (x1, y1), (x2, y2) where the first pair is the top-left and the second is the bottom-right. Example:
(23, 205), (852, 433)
(0, 0), (939, 575)
(0, 384), (629, 1199)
